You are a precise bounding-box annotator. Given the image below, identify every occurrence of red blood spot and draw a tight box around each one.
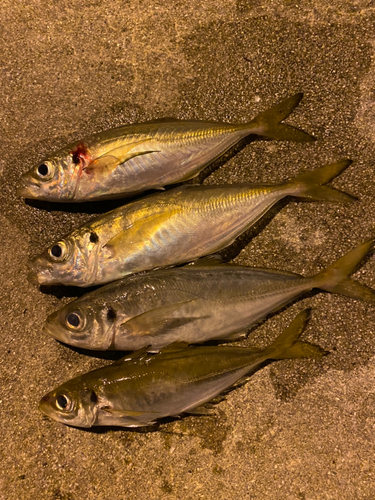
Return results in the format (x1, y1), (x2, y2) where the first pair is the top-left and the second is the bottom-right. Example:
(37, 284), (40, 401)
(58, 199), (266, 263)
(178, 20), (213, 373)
(71, 141), (90, 166)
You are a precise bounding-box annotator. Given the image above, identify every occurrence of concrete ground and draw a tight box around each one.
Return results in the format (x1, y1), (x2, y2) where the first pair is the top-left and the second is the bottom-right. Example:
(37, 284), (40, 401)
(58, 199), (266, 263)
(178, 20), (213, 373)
(1, 1), (375, 499)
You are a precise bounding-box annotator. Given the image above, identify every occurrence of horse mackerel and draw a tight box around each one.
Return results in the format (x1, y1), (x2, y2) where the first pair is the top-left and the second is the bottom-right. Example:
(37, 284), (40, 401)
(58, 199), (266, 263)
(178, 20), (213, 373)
(17, 93), (314, 202)
(43, 238), (375, 351)
(28, 159), (355, 287)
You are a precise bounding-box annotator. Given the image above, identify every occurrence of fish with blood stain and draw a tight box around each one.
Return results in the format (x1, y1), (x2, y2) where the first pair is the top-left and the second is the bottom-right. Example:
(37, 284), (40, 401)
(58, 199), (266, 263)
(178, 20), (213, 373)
(17, 93), (316, 202)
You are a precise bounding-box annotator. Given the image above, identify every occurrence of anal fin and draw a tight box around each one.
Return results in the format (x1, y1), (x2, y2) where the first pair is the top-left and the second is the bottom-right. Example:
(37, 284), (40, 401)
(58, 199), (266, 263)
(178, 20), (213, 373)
(185, 405), (215, 416)
(115, 346), (152, 364)
(185, 254), (224, 267)
(220, 330), (249, 342)
(100, 406), (163, 426)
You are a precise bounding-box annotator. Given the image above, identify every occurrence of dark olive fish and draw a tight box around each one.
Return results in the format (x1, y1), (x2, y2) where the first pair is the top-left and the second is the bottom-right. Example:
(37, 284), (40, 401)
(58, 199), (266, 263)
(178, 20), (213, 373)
(39, 310), (326, 428)
(43, 239), (375, 351)
(17, 94), (314, 202)
(28, 160), (355, 288)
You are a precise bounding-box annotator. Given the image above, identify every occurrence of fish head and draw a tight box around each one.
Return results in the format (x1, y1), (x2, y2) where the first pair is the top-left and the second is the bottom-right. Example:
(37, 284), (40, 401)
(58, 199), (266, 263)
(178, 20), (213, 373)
(17, 141), (92, 201)
(44, 300), (118, 350)
(39, 378), (99, 428)
(28, 230), (101, 287)
(17, 155), (75, 201)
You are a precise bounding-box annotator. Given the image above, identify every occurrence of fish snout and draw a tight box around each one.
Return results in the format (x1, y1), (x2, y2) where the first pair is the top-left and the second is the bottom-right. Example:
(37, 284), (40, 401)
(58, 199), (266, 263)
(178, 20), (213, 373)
(17, 174), (40, 199)
(38, 393), (53, 417)
(39, 393), (51, 406)
(27, 256), (54, 286)
(42, 311), (68, 343)
(27, 257), (42, 286)
(27, 269), (40, 286)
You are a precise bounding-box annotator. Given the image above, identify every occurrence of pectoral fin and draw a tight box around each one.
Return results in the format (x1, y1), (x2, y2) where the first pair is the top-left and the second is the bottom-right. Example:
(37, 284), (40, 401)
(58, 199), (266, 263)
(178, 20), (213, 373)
(101, 406), (162, 417)
(104, 210), (179, 250)
(120, 300), (197, 336)
(85, 140), (159, 173)
(160, 341), (191, 352)
(101, 407), (142, 417)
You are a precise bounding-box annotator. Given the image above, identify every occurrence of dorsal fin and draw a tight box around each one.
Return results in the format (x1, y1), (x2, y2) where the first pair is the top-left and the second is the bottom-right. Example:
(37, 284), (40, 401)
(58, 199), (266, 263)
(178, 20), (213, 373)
(141, 117), (181, 124)
(159, 341), (190, 353)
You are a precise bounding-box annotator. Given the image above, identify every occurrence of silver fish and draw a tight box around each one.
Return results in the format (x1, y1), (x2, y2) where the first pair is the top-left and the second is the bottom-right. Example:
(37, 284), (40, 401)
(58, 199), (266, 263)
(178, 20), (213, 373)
(17, 94), (314, 202)
(39, 310), (326, 428)
(43, 239), (375, 351)
(28, 160), (355, 287)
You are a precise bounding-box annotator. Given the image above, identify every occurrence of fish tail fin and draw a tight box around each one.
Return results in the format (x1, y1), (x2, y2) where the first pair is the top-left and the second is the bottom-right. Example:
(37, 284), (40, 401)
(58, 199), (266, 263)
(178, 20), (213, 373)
(264, 309), (328, 360)
(247, 93), (316, 142)
(284, 159), (356, 204)
(312, 238), (375, 303)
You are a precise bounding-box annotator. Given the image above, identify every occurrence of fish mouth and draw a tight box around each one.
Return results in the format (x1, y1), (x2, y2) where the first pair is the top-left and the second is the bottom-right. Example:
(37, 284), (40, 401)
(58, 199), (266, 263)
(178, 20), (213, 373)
(27, 258), (42, 285)
(27, 257), (55, 286)
(38, 393), (55, 419)
(42, 322), (59, 340)
(27, 270), (40, 286)
(42, 316), (68, 344)
(17, 177), (40, 199)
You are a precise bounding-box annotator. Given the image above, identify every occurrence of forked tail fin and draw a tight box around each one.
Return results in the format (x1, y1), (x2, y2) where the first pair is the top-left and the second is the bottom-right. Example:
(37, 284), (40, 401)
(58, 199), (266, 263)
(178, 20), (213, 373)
(248, 93), (316, 142)
(284, 159), (356, 204)
(312, 238), (375, 303)
(264, 309), (328, 360)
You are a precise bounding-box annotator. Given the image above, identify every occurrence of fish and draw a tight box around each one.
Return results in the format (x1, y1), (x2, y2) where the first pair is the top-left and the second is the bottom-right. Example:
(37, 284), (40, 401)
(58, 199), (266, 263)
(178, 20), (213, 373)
(38, 309), (327, 428)
(43, 238), (375, 351)
(28, 159), (355, 287)
(17, 94), (315, 202)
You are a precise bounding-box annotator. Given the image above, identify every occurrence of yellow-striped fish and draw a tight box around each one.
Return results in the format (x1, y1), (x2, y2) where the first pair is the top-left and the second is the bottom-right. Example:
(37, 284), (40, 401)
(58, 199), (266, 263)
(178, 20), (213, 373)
(28, 160), (354, 287)
(18, 94), (314, 202)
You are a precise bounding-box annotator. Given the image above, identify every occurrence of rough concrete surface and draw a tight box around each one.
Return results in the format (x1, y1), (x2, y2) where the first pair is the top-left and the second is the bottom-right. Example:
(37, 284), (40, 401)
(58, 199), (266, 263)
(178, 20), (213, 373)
(1, 1), (375, 499)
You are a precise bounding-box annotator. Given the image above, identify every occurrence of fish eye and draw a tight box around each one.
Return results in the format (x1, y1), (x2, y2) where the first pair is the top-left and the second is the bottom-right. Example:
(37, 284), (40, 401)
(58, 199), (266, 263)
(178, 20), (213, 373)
(38, 164), (48, 176)
(48, 241), (68, 262)
(56, 393), (72, 412)
(65, 311), (84, 330)
(36, 162), (54, 180)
